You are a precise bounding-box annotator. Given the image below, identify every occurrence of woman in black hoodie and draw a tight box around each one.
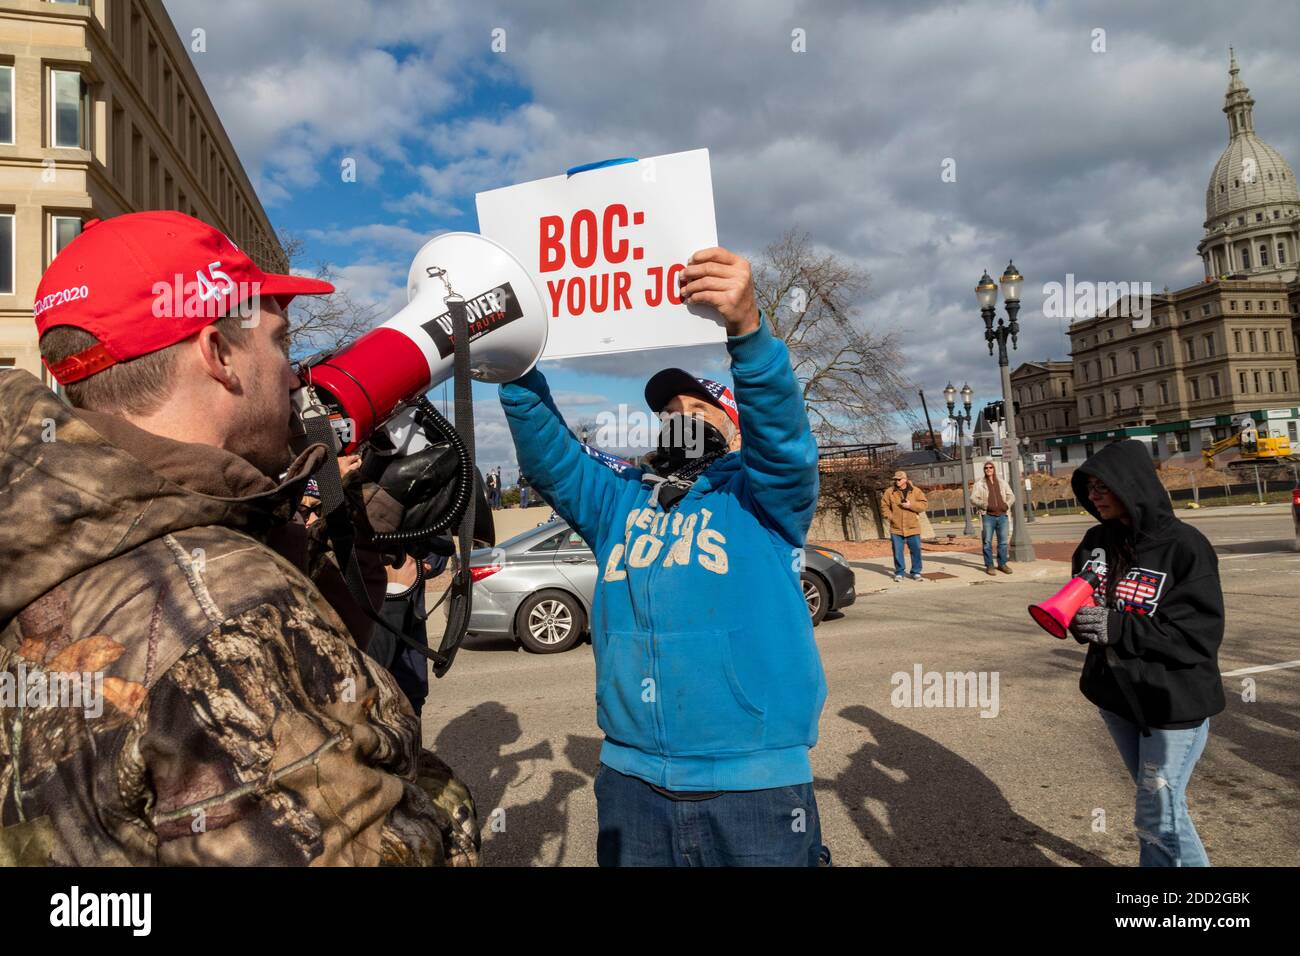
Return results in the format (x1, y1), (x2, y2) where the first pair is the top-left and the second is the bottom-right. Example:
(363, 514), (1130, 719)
(1068, 440), (1225, 867)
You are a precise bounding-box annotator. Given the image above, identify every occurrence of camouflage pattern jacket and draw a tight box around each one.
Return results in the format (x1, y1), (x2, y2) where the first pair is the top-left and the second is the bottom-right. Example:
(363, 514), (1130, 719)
(0, 370), (478, 866)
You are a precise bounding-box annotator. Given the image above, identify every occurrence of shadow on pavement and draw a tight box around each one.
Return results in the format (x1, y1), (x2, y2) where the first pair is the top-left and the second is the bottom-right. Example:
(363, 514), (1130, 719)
(434, 702), (602, 865)
(1205, 697), (1300, 795)
(824, 705), (1111, 866)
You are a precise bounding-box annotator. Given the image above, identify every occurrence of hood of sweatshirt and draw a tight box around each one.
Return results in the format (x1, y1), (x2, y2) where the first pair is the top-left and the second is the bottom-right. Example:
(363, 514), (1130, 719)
(0, 369), (326, 623)
(1071, 439), (1177, 545)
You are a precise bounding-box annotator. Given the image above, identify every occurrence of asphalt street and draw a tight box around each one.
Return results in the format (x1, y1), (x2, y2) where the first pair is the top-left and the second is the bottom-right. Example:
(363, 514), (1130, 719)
(422, 504), (1300, 866)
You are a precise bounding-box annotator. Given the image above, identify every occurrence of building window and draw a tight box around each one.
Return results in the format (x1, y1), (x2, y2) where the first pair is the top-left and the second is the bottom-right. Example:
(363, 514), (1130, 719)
(1230, 300), (1237, 310)
(1260, 245), (1271, 266)
(1242, 247), (1251, 269)
(1135, 385), (1145, 405)
(1108, 354), (1118, 376)
(1248, 331), (1257, 352)
(1253, 371), (1262, 392)
(1183, 338), (1194, 362)
(1233, 330), (1242, 352)
(1130, 348), (1141, 372)
(1208, 373), (1220, 397)
(1182, 310), (1190, 322)
(1106, 328), (1115, 340)
(1244, 300), (1251, 311)
(1284, 371), (1291, 392)
(1111, 390), (1120, 412)
(50, 215), (81, 261)
(1201, 303), (1211, 316)
(1203, 333), (1215, 357)
(50, 69), (88, 149)
(1239, 371), (1248, 394)
(1279, 243), (1287, 264)
(1159, 381), (1169, 404)
(1189, 378), (1200, 401)
(1264, 331), (1272, 353)
(0, 212), (13, 295)
(1277, 330), (1286, 352)
(1086, 397), (1094, 417)
(1268, 371), (1276, 392)
(0, 65), (13, 145)
(1154, 341), (1165, 365)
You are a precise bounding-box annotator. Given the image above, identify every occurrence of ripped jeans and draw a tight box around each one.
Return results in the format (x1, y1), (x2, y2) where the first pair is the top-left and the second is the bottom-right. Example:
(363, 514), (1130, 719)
(1099, 708), (1211, 867)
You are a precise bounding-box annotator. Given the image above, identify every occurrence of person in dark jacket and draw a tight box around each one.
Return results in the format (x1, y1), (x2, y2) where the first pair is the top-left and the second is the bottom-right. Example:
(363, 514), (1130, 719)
(1068, 440), (1224, 867)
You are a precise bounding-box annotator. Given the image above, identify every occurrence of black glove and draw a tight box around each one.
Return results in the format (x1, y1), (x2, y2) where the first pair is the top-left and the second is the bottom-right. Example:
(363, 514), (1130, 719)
(367, 442), (463, 534)
(365, 444), (496, 548)
(1069, 605), (1115, 646)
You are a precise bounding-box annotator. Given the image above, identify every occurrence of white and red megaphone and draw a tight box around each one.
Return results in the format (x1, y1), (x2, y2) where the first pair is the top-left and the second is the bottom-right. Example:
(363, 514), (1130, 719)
(299, 232), (548, 452)
(1027, 569), (1102, 639)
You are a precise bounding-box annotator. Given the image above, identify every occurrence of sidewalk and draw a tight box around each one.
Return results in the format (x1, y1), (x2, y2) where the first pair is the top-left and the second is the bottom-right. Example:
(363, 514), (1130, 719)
(847, 549), (1069, 598)
(933, 501), (1290, 527)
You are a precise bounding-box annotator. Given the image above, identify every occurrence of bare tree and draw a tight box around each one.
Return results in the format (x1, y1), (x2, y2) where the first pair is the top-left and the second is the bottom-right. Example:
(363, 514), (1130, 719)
(279, 231), (381, 357)
(818, 454), (894, 540)
(752, 229), (918, 444)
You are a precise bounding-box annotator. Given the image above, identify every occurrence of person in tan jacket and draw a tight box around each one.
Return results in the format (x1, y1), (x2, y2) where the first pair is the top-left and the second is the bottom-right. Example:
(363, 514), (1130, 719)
(880, 469), (929, 582)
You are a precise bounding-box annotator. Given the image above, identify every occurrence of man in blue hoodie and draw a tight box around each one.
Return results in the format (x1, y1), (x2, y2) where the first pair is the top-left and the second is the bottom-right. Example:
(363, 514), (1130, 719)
(500, 247), (827, 866)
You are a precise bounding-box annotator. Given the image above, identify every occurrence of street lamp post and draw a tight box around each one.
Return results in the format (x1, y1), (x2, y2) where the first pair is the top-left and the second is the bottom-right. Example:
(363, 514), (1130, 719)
(1020, 435), (1035, 522)
(976, 263), (1036, 562)
(944, 381), (975, 536)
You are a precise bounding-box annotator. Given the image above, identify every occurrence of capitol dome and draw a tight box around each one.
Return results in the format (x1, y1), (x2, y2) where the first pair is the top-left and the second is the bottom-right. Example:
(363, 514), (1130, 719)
(1197, 50), (1300, 281)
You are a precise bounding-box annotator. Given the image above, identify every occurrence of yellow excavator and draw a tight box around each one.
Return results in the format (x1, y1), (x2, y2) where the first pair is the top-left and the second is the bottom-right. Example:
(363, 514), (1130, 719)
(1201, 418), (1297, 477)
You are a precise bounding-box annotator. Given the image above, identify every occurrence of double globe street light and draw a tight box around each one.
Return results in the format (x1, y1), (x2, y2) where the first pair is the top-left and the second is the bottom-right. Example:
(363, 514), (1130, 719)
(975, 262), (1035, 563)
(943, 381), (975, 536)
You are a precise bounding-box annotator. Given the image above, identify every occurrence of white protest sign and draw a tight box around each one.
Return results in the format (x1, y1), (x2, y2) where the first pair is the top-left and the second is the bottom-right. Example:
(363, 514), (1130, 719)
(475, 149), (722, 360)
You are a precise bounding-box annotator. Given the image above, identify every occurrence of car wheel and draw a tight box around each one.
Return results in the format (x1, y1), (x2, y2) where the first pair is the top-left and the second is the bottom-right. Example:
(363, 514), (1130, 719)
(515, 589), (586, 654)
(801, 572), (829, 626)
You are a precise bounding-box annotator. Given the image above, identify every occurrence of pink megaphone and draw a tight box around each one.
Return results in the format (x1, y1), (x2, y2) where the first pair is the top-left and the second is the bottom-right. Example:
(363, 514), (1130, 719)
(1028, 569), (1102, 639)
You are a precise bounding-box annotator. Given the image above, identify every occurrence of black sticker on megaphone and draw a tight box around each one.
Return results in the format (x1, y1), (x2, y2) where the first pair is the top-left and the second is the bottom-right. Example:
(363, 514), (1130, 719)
(421, 283), (524, 358)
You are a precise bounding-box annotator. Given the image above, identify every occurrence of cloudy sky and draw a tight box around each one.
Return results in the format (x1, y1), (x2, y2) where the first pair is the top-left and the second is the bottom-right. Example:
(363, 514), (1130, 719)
(163, 0), (1300, 476)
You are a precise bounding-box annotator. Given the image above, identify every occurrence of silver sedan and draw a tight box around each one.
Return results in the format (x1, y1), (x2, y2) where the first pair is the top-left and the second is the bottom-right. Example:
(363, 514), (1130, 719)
(464, 519), (856, 653)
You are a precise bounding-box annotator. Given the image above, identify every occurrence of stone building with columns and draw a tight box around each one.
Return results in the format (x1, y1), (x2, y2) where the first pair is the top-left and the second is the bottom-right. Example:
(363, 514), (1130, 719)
(1042, 52), (1300, 471)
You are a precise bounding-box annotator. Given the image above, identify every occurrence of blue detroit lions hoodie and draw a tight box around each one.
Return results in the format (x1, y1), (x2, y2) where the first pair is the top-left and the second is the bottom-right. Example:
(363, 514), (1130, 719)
(499, 315), (827, 791)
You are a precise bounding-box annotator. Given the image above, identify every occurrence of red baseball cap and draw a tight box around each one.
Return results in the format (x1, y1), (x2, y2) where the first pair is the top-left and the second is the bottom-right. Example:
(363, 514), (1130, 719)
(644, 367), (741, 432)
(35, 211), (334, 384)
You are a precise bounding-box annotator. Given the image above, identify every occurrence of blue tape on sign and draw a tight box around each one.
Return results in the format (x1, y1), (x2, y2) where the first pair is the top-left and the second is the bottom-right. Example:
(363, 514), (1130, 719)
(566, 157), (638, 177)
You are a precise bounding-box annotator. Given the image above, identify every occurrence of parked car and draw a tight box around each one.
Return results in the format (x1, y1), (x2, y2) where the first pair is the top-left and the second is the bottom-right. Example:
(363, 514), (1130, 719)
(464, 519), (856, 653)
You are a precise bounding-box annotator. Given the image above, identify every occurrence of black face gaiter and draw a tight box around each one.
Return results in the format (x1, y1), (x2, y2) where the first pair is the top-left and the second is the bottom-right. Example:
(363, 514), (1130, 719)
(654, 413), (731, 475)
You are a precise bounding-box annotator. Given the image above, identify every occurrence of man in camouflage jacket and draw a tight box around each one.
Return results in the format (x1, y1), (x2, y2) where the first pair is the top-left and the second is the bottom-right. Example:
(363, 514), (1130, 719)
(0, 212), (478, 866)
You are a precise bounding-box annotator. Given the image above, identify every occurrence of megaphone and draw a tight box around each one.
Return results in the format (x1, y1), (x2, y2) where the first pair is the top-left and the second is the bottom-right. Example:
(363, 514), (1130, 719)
(299, 231), (548, 452)
(1027, 569), (1101, 639)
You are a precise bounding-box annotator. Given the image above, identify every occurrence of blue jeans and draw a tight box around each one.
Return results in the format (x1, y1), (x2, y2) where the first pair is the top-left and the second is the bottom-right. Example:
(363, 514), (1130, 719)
(594, 764), (823, 866)
(1099, 708), (1211, 867)
(981, 513), (1009, 568)
(891, 533), (922, 577)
